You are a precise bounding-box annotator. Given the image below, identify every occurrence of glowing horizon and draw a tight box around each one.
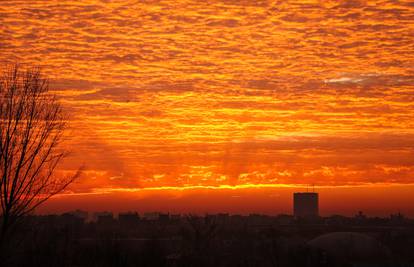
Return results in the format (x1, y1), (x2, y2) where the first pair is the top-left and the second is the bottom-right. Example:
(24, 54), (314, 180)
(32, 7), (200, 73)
(55, 182), (414, 196)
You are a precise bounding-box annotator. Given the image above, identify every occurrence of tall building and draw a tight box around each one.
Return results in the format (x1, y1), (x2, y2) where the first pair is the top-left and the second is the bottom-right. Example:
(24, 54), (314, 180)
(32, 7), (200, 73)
(293, 192), (319, 218)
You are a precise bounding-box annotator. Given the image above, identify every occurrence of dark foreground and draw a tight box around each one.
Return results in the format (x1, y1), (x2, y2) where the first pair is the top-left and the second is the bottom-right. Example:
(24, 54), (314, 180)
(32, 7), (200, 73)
(2, 212), (414, 267)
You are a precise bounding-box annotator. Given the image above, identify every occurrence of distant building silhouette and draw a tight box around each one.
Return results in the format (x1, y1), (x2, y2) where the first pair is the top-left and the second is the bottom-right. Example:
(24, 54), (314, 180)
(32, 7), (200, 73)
(170, 214), (181, 222)
(293, 192), (319, 218)
(68, 209), (88, 221)
(118, 212), (140, 226)
(93, 211), (114, 224)
(143, 212), (160, 221)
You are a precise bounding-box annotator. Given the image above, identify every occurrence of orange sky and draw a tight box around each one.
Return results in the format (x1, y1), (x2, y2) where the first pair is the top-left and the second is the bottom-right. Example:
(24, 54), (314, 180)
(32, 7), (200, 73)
(1, 0), (414, 216)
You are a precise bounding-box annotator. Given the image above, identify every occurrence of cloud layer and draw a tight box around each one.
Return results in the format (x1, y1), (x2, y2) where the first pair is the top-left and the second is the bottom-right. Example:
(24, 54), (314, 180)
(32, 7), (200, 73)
(1, 0), (414, 194)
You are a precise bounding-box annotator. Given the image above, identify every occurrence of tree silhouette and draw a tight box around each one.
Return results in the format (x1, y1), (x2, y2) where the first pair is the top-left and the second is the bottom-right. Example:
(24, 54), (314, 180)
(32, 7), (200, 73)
(0, 65), (80, 248)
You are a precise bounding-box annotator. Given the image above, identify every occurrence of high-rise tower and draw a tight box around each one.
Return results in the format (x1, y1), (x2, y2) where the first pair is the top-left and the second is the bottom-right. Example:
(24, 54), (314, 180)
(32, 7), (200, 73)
(293, 192), (319, 218)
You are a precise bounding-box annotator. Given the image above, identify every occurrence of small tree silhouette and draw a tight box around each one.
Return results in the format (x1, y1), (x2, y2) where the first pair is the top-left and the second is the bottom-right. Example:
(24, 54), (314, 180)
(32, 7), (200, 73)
(0, 65), (80, 248)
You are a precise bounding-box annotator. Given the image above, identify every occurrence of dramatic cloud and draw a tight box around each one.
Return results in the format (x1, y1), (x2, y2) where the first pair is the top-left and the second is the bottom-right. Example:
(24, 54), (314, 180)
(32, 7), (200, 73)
(1, 0), (414, 204)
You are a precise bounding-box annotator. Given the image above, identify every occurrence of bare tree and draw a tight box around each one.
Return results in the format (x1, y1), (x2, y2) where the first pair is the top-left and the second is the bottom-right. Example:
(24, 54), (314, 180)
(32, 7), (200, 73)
(0, 65), (80, 246)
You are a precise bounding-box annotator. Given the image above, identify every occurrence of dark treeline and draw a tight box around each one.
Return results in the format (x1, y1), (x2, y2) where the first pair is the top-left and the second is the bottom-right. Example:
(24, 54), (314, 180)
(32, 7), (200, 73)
(3, 212), (414, 267)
